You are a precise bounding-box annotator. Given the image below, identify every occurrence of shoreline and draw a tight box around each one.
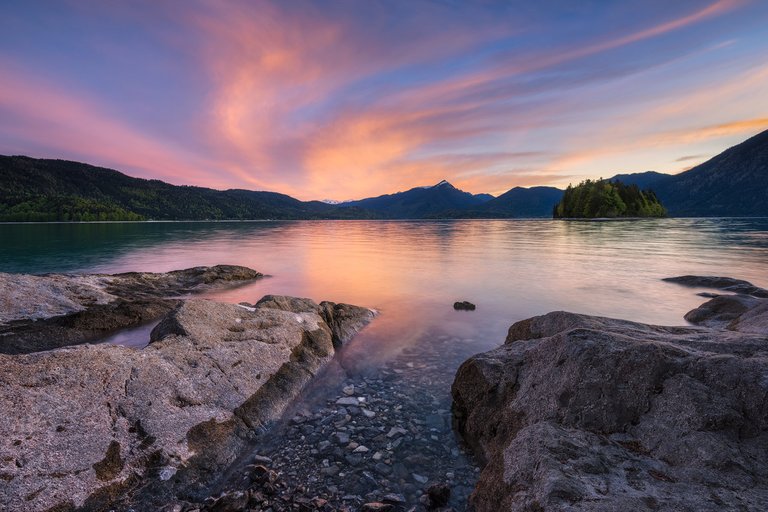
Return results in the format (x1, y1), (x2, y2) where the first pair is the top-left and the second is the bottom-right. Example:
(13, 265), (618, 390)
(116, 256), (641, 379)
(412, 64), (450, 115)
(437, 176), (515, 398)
(0, 266), (376, 511)
(2, 216), (768, 226)
(1, 269), (767, 510)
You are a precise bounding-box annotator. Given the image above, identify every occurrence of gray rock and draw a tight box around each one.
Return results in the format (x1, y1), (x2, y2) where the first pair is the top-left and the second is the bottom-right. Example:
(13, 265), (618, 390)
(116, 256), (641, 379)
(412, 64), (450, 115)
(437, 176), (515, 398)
(663, 275), (768, 298)
(0, 295), (374, 512)
(333, 432), (351, 445)
(386, 427), (407, 438)
(336, 397), (359, 406)
(0, 265), (264, 354)
(452, 288), (768, 511)
(684, 293), (768, 333)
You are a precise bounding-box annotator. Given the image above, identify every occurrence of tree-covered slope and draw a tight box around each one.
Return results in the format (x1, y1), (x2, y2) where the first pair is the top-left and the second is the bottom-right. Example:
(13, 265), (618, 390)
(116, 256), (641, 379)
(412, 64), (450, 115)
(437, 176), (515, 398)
(652, 129), (768, 216)
(553, 179), (666, 218)
(0, 156), (370, 221)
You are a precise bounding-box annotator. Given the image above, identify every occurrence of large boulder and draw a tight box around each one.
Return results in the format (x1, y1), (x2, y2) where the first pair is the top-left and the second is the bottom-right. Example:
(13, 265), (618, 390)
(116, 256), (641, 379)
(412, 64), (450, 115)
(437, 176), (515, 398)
(0, 296), (375, 512)
(452, 279), (768, 511)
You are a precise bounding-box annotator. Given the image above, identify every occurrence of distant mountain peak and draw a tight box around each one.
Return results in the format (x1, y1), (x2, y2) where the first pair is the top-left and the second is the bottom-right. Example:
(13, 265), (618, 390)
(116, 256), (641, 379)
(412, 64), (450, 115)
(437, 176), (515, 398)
(433, 179), (454, 189)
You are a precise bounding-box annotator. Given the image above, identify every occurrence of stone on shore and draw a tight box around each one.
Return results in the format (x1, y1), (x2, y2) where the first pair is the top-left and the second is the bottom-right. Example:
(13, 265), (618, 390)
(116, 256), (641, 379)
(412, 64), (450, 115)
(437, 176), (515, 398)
(0, 295), (375, 512)
(452, 277), (768, 511)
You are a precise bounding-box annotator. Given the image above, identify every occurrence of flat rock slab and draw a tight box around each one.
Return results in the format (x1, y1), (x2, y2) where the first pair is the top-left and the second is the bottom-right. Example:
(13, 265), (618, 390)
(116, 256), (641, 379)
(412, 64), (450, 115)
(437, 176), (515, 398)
(0, 295), (375, 512)
(0, 265), (263, 354)
(0, 265), (262, 325)
(453, 281), (768, 511)
(663, 275), (768, 298)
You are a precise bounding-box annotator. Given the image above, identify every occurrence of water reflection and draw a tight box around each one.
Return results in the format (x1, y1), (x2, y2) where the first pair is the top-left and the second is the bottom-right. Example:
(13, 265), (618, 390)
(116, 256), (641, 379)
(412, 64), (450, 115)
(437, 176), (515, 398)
(5, 219), (768, 507)
(2, 219), (768, 356)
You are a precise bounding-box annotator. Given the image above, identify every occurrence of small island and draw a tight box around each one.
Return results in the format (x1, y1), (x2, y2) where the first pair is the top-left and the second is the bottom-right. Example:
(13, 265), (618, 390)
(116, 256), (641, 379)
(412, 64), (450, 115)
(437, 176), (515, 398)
(553, 179), (666, 219)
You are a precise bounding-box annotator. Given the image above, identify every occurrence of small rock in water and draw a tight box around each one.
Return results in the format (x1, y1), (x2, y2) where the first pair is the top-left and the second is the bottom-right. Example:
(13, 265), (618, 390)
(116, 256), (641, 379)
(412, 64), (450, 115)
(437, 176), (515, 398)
(321, 465), (340, 476)
(453, 301), (476, 311)
(361, 503), (393, 512)
(426, 482), (451, 507)
(413, 472), (429, 484)
(382, 493), (407, 505)
(158, 466), (177, 481)
(386, 426), (407, 438)
(333, 431), (351, 445)
(252, 454), (272, 464)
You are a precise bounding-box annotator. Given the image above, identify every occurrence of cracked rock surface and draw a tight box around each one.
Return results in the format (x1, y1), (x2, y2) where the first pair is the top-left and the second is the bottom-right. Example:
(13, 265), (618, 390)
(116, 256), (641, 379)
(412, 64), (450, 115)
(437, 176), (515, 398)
(0, 294), (375, 512)
(452, 276), (768, 511)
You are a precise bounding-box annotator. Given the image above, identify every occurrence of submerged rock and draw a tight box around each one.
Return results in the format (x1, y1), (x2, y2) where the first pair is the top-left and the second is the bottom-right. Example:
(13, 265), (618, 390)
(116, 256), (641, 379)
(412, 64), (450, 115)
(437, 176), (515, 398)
(452, 278), (768, 511)
(0, 295), (375, 512)
(453, 301), (476, 311)
(662, 275), (768, 298)
(0, 265), (263, 354)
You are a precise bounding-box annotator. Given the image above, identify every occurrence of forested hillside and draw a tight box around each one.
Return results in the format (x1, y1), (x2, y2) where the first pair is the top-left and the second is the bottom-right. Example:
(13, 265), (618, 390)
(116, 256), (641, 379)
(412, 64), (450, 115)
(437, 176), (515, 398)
(0, 156), (370, 221)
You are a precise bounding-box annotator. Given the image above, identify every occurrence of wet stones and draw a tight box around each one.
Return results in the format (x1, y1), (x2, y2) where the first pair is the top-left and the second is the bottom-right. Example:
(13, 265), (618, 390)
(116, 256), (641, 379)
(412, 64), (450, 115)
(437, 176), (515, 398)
(188, 330), (482, 511)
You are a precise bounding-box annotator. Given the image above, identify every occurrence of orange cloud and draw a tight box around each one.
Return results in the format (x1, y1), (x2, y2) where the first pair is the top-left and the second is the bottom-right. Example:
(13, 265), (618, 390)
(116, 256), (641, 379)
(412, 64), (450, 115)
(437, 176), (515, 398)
(0, 0), (760, 201)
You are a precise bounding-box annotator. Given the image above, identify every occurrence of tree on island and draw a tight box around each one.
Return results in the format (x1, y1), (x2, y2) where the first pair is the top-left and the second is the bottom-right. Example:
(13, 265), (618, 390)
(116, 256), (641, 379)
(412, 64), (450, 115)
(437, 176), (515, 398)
(553, 178), (666, 218)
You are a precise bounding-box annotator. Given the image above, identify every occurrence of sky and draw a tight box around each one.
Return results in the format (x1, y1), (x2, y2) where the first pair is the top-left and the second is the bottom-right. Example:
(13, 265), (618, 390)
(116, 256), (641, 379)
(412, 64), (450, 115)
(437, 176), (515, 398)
(1, 0), (767, 201)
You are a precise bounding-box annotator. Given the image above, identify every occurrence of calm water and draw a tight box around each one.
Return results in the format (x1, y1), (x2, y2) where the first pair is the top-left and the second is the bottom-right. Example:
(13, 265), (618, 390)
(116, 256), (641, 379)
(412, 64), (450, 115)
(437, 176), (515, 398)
(3, 219), (768, 505)
(2, 218), (768, 360)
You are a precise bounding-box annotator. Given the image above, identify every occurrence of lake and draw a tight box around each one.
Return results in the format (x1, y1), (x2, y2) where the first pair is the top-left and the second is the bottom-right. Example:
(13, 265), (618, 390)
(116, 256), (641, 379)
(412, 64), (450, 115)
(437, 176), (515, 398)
(3, 218), (768, 506)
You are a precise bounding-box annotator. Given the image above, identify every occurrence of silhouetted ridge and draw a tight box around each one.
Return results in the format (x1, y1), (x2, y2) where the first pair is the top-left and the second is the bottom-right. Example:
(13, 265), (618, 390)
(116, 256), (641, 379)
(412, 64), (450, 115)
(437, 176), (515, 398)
(2, 128), (766, 221)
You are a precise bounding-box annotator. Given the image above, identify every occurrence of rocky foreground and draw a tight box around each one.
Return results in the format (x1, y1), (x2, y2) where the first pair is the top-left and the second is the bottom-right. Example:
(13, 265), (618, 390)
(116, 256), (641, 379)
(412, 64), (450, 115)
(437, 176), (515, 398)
(0, 268), (375, 512)
(452, 276), (768, 511)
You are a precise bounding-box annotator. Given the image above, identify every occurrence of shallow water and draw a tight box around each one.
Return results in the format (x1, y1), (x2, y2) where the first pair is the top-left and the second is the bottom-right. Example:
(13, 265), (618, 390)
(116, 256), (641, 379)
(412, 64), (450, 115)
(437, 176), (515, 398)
(3, 219), (768, 507)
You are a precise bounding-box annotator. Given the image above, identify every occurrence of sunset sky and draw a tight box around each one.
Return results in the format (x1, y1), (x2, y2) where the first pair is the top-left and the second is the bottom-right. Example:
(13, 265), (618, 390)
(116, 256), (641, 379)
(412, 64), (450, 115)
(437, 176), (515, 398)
(1, 0), (767, 201)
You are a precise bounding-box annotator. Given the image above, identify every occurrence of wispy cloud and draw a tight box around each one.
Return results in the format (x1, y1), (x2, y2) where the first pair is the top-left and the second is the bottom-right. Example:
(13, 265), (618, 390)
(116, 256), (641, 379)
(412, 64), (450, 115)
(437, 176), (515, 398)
(675, 154), (705, 162)
(0, 0), (766, 199)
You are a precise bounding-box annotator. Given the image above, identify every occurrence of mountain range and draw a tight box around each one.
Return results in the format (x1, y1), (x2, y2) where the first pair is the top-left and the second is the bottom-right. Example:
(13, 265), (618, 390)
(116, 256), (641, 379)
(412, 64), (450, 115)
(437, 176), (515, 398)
(1, 129), (766, 221)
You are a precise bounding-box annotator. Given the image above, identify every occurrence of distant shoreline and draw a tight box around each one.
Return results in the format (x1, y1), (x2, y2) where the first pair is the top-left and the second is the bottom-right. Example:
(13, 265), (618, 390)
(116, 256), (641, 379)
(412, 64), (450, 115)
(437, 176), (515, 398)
(1, 216), (768, 225)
